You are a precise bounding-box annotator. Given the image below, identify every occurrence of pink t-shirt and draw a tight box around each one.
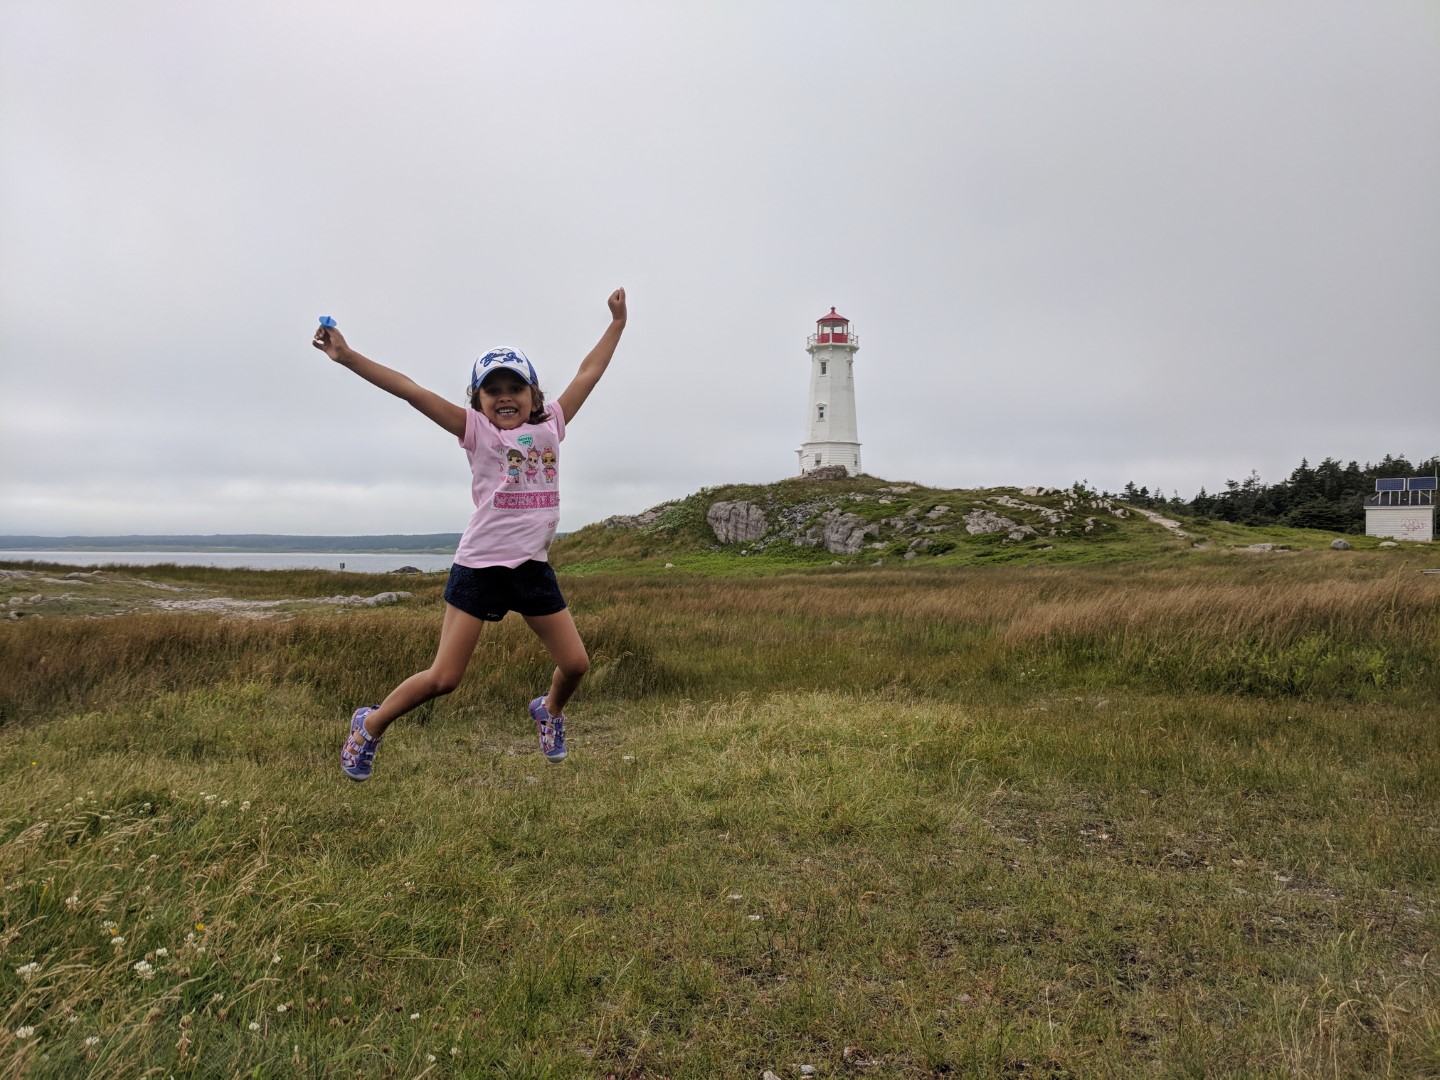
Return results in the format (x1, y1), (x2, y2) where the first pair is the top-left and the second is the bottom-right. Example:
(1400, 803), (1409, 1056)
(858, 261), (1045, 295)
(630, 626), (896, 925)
(454, 402), (566, 568)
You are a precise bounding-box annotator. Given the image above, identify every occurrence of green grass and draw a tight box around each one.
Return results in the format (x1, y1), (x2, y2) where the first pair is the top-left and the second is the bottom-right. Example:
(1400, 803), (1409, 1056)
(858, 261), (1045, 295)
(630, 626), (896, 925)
(1, 554), (1438, 1076)
(552, 475), (1412, 577)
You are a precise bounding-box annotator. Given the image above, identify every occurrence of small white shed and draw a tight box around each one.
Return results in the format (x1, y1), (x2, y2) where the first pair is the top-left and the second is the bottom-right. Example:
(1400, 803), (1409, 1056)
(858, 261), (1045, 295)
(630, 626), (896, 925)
(1364, 477), (1436, 542)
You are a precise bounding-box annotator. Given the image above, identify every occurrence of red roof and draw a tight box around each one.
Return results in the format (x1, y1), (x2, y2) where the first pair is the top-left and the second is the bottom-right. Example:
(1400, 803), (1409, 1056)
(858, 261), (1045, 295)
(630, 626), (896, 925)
(817, 306), (848, 324)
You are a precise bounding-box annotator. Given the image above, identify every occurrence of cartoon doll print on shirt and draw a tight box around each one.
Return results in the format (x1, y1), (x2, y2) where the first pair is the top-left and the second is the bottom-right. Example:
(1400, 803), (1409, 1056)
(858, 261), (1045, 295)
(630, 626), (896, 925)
(489, 436), (560, 512)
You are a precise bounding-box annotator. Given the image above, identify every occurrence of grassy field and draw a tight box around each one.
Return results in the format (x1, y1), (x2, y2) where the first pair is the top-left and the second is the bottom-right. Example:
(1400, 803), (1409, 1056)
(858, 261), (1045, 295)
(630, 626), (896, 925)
(1, 550), (1438, 1077)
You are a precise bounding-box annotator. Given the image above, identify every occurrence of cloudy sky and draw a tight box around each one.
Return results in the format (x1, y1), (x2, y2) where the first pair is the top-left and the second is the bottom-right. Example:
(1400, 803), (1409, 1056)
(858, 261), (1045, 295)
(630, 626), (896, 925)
(3, 1), (1437, 537)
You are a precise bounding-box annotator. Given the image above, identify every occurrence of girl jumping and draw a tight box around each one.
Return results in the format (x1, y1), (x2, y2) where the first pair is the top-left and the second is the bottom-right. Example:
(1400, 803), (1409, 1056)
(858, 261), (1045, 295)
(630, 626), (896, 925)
(311, 288), (628, 780)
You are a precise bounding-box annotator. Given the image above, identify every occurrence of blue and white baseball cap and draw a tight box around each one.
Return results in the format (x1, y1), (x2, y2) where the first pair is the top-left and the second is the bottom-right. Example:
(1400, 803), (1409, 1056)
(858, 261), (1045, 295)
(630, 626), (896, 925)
(471, 347), (539, 390)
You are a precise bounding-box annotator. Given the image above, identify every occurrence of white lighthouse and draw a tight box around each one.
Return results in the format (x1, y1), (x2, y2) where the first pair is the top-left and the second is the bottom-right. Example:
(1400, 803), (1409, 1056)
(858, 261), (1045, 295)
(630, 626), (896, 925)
(797, 307), (861, 476)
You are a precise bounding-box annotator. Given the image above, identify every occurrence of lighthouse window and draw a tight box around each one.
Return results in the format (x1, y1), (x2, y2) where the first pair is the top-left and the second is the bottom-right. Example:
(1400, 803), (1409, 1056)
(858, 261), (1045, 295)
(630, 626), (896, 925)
(817, 404), (826, 420)
(820, 361), (827, 375)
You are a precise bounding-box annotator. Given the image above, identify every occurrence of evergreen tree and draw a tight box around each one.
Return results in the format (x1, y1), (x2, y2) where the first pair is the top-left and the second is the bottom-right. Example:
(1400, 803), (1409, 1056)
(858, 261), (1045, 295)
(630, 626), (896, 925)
(1179, 452), (1436, 533)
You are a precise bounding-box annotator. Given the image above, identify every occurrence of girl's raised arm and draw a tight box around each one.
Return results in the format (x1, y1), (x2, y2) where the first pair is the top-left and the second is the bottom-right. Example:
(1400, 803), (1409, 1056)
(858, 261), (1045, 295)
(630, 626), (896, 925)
(556, 288), (627, 422)
(313, 322), (467, 439)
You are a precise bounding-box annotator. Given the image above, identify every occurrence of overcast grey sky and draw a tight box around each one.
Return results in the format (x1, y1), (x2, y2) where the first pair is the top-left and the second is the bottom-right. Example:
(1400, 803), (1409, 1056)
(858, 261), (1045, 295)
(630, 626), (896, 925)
(3, 1), (1437, 537)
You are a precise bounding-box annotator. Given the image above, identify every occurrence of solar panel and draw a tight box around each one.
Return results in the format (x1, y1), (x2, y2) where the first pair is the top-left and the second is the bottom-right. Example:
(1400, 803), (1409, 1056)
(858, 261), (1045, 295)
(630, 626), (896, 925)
(1375, 478), (1406, 491)
(1408, 476), (1438, 491)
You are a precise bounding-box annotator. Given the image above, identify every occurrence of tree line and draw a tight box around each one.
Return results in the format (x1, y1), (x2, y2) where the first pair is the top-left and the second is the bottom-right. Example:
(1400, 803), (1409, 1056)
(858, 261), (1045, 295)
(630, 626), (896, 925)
(1113, 454), (1440, 533)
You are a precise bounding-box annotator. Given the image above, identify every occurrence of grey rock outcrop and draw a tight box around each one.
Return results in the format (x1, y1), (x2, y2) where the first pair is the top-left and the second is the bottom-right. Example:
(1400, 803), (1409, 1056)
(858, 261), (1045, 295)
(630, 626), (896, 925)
(706, 500), (769, 544)
(604, 502), (677, 530)
(804, 464), (850, 480)
(990, 495), (1065, 524)
(804, 508), (878, 554)
(1330, 539), (1351, 550)
(964, 509), (1036, 541)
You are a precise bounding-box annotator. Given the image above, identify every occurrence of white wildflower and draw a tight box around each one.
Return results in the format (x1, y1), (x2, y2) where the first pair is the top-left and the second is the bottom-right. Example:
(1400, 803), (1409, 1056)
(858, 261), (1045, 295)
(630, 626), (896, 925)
(240, 801), (251, 812)
(111, 935), (125, 946)
(410, 1012), (420, 1020)
(14, 1025), (34, 1039)
(204, 795), (216, 803)
(271, 954), (281, 965)
(132, 960), (155, 980)
(101, 920), (117, 932)
(248, 1021), (260, 1031)
(83, 1036), (99, 1047)
(276, 1003), (289, 1013)
(154, 947), (168, 958)
(219, 800), (230, 808)
(15, 962), (39, 982)
(65, 894), (80, 910)
(427, 1054), (437, 1063)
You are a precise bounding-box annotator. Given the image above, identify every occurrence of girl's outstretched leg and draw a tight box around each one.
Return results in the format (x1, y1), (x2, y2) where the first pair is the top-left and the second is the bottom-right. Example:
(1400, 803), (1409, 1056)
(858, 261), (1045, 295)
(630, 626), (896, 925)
(370, 603), (487, 735)
(522, 609), (589, 762)
(523, 609), (590, 715)
(341, 603), (485, 781)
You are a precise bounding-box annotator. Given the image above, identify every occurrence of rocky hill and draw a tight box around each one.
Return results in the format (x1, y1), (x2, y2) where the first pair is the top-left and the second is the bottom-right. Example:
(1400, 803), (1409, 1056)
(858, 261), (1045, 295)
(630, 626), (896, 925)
(550, 473), (1376, 574)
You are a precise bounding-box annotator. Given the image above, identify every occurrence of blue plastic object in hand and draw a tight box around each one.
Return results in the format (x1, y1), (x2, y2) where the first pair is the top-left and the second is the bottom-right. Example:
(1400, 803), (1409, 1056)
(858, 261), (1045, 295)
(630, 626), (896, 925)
(318, 315), (337, 328)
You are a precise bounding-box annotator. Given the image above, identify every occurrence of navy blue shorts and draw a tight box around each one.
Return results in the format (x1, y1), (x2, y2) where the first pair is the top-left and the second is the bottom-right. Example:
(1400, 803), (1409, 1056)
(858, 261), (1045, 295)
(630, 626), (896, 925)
(443, 560), (567, 622)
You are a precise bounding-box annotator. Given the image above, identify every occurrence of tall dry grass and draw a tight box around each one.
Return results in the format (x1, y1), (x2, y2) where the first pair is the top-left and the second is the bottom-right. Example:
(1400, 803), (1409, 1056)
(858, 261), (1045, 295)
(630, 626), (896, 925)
(4, 559), (1436, 727)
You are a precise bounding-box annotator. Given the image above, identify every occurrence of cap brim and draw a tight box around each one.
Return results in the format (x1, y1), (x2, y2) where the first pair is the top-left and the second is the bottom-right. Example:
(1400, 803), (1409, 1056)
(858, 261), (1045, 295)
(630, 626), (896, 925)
(477, 365), (532, 386)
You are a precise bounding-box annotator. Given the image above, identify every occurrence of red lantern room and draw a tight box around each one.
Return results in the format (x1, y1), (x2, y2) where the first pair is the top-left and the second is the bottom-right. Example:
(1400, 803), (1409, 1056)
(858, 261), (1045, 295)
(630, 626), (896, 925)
(815, 306), (849, 345)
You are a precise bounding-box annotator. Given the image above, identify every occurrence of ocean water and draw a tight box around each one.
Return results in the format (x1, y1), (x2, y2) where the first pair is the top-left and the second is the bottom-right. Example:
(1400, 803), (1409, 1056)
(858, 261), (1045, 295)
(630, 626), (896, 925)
(0, 551), (455, 574)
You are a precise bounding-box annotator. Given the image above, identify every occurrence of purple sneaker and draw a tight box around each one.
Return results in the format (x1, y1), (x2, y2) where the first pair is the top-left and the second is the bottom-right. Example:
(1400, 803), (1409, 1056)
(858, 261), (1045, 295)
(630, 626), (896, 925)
(528, 696), (567, 763)
(341, 706), (383, 782)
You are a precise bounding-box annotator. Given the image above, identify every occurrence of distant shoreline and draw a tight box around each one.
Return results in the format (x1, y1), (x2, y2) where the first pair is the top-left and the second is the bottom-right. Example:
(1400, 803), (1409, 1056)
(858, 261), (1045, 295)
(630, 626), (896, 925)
(0, 533), (462, 554)
(0, 547), (458, 554)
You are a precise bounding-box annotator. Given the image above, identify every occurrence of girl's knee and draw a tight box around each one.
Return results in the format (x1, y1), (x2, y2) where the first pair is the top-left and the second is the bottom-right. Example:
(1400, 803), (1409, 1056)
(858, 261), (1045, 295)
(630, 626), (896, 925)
(561, 653), (589, 681)
(429, 667), (466, 695)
